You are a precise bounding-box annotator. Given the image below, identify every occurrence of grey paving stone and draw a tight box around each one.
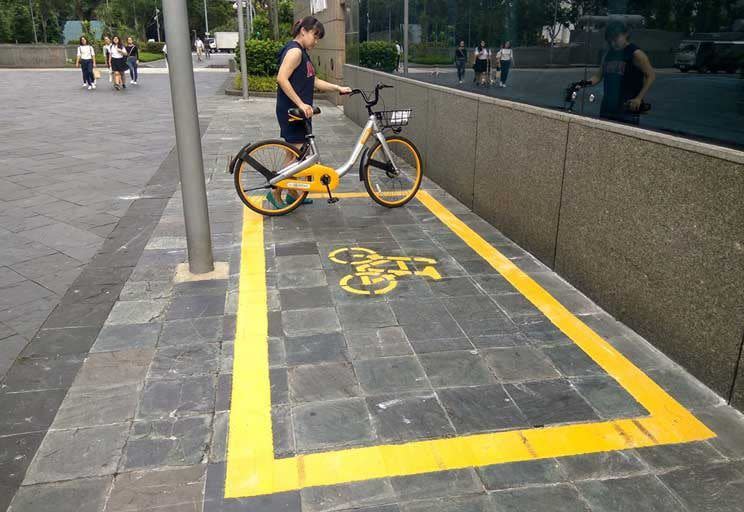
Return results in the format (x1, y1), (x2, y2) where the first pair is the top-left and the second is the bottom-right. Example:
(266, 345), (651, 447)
(289, 362), (361, 403)
(7, 476), (111, 512)
(293, 397), (375, 452)
(368, 392), (455, 442)
(684, 405), (744, 459)
(389, 300), (452, 326)
(390, 468), (484, 501)
(53, 383), (140, 429)
(90, 323), (161, 353)
(399, 494), (495, 512)
(577, 474), (688, 512)
(470, 333), (532, 349)
(279, 286), (333, 311)
(172, 278), (228, 297)
(210, 411), (229, 463)
(165, 294), (226, 320)
(284, 332), (349, 366)
(0, 267), (30, 287)
(138, 376), (216, 418)
(518, 319), (572, 346)
(106, 465), (206, 511)
(489, 484), (591, 512)
(272, 404), (295, 458)
(270, 367), (289, 404)
(268, 337), (287, 367)
(275, 241), (319, 256)
(278, 270), (327, 289)
(477, 459), (566, 491)
(43, 301), (113, 328)
(105, 300), (167, 325)
(635, 440), (726, 471)
(437, 385), (528, 434)
(24, 423), (130, 484)
(0, 334), (30, 376)
(2, 353), (85, 392)
(276, 254), (323, 273)
(0, 280), (55, 311)
(345, 327), (412, 360)
(660, 462), (744, 512)
(483, 346), (560, 383)
(215, 373), (232, 412)
(503, 379), (598, 426)
(149, 343), (219, 378)
(338, 302), (397, 330)
(121, 415), (212, 470)
(158, 317), (222, 346)
(402, 318), (466, 342)
(20, 327), (96, 359)
(0, 388), (67, 436)
(557, 450), (649, 481)
(441, 296), (511, 324)
(542, 344), (605, 378)
(72, 348), (154, 387)
(647, 366), (724, 409)
(410, 337), (474, 354)
(419, 350), (496, 388)
(470, 274), (517, 295)
(354, 355), (429, 395)
(428, 277), (483, 298)
(282, 307), (341, 336)
(0, 432), (45, 511)
(301, 478), (396, 512)
(570, 375), (648, 419)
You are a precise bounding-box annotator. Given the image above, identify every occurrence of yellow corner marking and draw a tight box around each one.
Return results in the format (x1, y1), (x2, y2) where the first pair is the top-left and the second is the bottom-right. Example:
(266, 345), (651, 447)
(329, 246), (442, 296)
(226, 192), (715, 499)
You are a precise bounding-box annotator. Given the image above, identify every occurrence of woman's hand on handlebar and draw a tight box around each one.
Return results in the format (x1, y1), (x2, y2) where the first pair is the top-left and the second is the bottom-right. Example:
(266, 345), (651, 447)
(338, 86), (353, 95)
(299, 103), (314, 118)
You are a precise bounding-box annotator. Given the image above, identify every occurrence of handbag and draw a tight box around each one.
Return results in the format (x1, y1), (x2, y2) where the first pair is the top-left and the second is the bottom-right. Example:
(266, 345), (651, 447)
(93, 68), (101, 79)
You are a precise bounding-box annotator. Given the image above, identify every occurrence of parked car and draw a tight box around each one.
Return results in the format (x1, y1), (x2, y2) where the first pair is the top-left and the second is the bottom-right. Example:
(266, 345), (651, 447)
(675, 39), (744, 73)
(206, 37), (217, 53)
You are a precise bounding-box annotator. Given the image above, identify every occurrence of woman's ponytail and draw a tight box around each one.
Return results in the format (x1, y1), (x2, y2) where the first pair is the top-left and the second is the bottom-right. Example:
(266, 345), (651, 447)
(291, 16), (325, 39)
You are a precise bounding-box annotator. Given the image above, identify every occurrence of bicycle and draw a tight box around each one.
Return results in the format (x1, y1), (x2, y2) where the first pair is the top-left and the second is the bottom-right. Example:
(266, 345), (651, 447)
(228, 82), (424, 216)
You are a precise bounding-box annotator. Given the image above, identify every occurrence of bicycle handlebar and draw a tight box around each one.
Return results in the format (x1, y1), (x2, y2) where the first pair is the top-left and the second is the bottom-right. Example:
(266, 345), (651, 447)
(345, 82), (394, 110)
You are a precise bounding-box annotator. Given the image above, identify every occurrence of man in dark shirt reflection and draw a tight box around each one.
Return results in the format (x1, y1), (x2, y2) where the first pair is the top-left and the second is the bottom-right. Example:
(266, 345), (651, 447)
(581, 20), (656, 125)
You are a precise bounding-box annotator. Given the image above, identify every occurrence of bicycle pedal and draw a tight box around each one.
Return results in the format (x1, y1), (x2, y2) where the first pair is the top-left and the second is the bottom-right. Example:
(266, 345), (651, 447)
(327, 197), (340, 204)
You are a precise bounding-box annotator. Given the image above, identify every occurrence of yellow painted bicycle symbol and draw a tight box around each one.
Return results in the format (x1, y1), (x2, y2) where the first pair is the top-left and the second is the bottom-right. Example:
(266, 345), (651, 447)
(328, 247), (442, 296)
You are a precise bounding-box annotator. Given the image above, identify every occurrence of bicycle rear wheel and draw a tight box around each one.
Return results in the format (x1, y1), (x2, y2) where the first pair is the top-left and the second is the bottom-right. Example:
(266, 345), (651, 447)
(363, 136), (423, 208)
(234, 140), (308, 216)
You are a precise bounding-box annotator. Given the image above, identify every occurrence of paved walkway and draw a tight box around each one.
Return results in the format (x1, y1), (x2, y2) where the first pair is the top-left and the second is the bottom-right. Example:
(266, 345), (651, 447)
(2, 89), (744, 512)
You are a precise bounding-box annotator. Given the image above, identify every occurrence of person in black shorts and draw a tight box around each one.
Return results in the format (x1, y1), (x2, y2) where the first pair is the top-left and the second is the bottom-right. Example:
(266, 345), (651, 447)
(577, 20), (655, 125)
(270, 16), (352, 207)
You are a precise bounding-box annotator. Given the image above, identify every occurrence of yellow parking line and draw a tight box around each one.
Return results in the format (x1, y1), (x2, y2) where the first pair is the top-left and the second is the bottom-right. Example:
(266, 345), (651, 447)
(225, 190), (715, 499)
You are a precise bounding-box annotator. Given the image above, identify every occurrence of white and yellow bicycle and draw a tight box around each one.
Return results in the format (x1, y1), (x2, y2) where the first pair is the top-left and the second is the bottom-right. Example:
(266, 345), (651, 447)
(228, 82), (423, 216)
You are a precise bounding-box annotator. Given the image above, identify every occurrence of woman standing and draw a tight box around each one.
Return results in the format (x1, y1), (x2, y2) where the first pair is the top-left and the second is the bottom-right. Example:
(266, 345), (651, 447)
(496, 41), (514, 88)
(102, 36), (112, 83)
(473, 41), (490, 86)
(454, 41), (467, 84)
(125, 37), (139, 85)
(75, 36), (96, 90)
(109, 36), (129, 90)
(267, 16), (352, 208)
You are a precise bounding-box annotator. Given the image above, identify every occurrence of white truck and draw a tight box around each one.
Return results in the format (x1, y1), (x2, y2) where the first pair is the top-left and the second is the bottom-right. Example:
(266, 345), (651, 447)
(214, 31), (239, 53)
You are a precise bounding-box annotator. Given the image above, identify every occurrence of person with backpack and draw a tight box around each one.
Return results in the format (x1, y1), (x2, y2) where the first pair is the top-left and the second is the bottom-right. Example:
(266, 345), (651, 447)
(75, 36), (96, 90)
(268, 16), (352, 208)
(455, 40), (467, 84)
(573, 20), (656, 125)
(125, 37), (140, 85)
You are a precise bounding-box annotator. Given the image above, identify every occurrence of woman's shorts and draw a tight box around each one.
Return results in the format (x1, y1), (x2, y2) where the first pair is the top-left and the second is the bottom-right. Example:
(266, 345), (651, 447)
(277, 110), (311, 144)
(111, 57), (128, 73)
(474, 59), (487, 73)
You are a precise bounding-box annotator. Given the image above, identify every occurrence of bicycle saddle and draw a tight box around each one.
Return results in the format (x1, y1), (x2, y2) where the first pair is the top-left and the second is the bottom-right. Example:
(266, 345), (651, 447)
(288, 106), (322, 121)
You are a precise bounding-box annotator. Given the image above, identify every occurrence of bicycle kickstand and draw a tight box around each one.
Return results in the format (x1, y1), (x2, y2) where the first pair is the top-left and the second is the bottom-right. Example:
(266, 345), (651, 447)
(321, 175), (339, 204)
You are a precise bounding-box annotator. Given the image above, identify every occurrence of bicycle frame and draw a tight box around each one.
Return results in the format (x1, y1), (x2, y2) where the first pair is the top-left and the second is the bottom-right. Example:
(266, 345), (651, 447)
(268, 113), (400, 186)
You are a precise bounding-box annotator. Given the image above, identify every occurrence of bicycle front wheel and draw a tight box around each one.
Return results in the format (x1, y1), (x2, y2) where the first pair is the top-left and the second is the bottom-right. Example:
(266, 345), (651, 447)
(363, 135), (423, 208)
(234, 140), (308, 216)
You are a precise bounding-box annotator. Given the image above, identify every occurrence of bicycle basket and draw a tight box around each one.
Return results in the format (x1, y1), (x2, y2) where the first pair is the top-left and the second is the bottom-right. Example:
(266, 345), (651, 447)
(376, 109), (413, 128)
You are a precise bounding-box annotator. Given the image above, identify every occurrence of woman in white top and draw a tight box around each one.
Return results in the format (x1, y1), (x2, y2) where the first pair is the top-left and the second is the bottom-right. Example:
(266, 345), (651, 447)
(75, 36), (96, 90)
(109, 35), (129, 90)
(473, 41), (490, 86)
(496, 41), (514, 88)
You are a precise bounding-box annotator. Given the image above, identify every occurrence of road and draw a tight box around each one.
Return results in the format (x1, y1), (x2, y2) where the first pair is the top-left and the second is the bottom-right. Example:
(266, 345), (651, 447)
(406, 66), (744, 149)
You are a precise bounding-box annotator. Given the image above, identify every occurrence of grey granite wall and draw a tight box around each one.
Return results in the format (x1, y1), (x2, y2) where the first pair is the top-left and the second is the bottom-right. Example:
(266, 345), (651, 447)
(0, 44), (73, 67)
(344, 64), (744, 409)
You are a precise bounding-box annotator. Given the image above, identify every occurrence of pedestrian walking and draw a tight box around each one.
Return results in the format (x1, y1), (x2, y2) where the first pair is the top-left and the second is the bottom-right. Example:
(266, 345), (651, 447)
(125, 37), (139, 85)
(576, 20), (655, 125)
(75, 36), (96, 90)
(195, 37), (205, 62)
(394, 41), (402, 72)
(496, 41), (513, 88)
(473, 41), (490, 86)
(102, 35), (113, 83)
(270, 16), (352, 208)
(109, 36), (129, 90)
(455, 40), (467, 84)
(163, 43), (168, 70)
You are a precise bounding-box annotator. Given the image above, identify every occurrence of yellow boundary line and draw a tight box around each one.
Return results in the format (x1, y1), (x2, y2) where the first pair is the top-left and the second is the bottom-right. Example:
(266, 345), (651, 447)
(225, 190), (714, 498)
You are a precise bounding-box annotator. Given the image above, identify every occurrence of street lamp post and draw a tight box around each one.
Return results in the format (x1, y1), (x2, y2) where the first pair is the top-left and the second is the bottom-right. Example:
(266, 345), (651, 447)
(155, 8), (161, 41)
(28, 0), (38, 43)
(204, 0), (209, 34)
(161, 0), (215, 274)
(403, 0), (408, 75)
(235, 0), (249, 99)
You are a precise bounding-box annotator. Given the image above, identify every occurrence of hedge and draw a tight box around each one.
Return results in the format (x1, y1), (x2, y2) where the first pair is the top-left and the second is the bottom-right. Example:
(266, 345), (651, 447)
(233, 39), (284, 76)
(359, 41), (398, 72)
(233, 73), (278, 92)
